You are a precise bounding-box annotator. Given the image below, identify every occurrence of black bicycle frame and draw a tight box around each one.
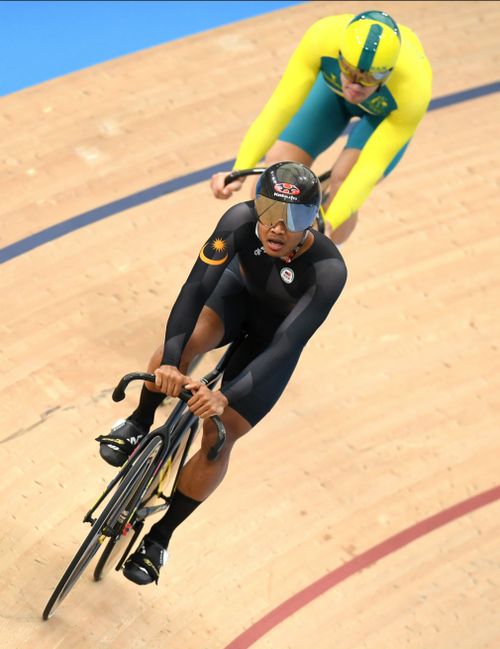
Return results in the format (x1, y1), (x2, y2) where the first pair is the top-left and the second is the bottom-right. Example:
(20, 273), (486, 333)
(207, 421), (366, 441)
(83, 335), (244, 526)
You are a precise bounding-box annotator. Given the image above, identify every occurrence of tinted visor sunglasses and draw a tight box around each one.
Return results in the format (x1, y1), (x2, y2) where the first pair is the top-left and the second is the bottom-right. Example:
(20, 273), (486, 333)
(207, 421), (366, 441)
(339, 53), (391, 87)
(255, 195), (318, 232)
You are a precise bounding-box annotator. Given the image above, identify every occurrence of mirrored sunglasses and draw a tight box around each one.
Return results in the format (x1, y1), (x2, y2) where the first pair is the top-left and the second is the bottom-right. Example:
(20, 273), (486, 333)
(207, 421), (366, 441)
(255, 195), (318, 233)
(339, 53), (391, 87)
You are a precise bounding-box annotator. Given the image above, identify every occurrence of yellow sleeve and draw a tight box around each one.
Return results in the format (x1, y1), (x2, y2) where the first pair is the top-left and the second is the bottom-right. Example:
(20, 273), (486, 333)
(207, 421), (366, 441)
(324, 31), (433, 229)
(323, 111), (423, 229)
(233, 21), (325, 170)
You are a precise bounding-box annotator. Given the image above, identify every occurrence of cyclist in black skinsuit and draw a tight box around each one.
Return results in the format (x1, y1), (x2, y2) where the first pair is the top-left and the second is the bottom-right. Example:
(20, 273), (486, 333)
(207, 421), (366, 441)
(97, 162), (348, 585)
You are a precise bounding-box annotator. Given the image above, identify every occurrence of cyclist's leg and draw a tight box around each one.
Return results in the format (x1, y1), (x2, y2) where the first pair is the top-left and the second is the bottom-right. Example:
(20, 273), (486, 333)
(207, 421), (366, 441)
(104, 304), (227, 457)
(144, 304), (225, 383)
(174, 328), (302, 493)
(122, 403), (252, 585)
(323, 146), (361, 244)
(181, 259), (248, 370)
(108, 263), (247, 452)
(325, 114), (411, 244)
(265, 141), (313, 167)
(145, 259), (246, 380)
(277, 74), (351, 162)
(246, 74), (351, 198)
(98, 296), (226, 464)
(122, 272), (250, 584)
(144, 336), (300, 550)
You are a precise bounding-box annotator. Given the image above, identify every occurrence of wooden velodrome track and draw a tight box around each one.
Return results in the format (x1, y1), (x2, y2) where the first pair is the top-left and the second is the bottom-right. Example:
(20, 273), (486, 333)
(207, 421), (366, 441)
(2, 1), (499, 647)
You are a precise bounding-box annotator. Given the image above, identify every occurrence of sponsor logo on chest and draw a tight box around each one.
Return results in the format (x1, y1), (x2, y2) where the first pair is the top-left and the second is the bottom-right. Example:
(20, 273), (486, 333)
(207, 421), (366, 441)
(280, 267), (295, 284)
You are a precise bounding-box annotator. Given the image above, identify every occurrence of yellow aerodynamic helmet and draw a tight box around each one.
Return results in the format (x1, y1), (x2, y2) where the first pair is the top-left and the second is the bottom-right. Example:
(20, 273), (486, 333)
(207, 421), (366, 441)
(340, 10), (401, 74)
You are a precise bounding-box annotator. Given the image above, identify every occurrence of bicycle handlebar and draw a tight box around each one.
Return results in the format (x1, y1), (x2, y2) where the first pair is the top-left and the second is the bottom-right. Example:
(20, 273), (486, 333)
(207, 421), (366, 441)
(112, 372), (155, 402)
(225, 168), (332, 186)
(223, 167), (266, 186)
(112, 372), (225, 461)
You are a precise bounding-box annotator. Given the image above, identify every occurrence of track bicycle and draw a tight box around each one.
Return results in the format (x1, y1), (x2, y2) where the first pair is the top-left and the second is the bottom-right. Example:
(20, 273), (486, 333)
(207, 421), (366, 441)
(42, 337), (243, 620)
(224, 167), (332, 233)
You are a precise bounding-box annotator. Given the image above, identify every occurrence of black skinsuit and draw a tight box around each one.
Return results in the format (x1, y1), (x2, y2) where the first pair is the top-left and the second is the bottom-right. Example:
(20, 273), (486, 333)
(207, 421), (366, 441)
(162, 201), (347, 425)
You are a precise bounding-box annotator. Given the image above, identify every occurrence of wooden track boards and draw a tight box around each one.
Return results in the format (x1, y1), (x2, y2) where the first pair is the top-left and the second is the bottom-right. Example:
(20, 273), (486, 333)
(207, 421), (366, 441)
(1, 2), (499, 647)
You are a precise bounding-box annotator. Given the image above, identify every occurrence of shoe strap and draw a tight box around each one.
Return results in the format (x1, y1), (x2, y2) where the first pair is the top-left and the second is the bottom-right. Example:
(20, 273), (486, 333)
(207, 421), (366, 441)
(128, 551), (161, 584)
(95, 434), (137, 456)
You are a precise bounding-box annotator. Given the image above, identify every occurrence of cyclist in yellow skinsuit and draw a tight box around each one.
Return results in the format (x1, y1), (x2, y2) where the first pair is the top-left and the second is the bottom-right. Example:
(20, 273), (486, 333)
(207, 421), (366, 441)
(210, 10), (432, 244)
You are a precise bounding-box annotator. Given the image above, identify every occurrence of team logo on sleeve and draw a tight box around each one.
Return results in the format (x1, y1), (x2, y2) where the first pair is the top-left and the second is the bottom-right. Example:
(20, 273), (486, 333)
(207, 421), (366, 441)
(367, 95), (390, 114)
(199, 237), (229, 265)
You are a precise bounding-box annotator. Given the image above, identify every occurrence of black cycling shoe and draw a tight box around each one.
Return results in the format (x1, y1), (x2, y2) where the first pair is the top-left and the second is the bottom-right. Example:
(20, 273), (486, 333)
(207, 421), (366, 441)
(96, 419), (146, 467)
(123, 536), (167, 585)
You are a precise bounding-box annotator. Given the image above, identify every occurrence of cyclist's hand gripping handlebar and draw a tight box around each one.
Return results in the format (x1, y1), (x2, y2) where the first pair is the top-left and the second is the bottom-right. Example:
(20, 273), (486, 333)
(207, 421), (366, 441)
(112, 373), (226, 461)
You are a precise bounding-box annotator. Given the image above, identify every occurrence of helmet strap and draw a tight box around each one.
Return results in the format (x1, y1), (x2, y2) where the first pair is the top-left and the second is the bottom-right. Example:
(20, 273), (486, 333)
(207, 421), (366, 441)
(281, 229), (310, 264)
(255, 222), (311, 264)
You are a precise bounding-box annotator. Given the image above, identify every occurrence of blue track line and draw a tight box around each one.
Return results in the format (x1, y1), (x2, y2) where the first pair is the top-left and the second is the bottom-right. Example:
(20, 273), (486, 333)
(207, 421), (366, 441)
(1, 80), (499, 265)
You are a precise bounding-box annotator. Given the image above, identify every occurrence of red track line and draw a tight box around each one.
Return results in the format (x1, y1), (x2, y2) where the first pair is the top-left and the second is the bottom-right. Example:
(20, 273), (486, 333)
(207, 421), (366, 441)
(224, 484), (500, 649)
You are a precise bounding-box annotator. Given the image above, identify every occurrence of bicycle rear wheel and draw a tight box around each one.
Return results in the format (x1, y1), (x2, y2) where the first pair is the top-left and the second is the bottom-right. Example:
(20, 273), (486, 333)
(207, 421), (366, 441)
(42, 435), (163, 620)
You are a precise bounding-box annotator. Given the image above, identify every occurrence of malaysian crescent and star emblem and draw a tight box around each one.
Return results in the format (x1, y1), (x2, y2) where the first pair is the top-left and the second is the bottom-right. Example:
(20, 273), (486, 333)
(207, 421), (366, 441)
(199, 237), (229, 265)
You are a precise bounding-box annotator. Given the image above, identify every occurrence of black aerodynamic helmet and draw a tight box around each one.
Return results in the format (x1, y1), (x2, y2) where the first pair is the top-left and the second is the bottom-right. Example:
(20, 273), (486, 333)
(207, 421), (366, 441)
(255, 161), (322, 232)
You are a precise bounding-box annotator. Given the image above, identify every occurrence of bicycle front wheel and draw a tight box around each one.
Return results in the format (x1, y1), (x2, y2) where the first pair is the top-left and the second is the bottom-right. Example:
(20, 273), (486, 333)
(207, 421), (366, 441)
(42, 435), (164, 620)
